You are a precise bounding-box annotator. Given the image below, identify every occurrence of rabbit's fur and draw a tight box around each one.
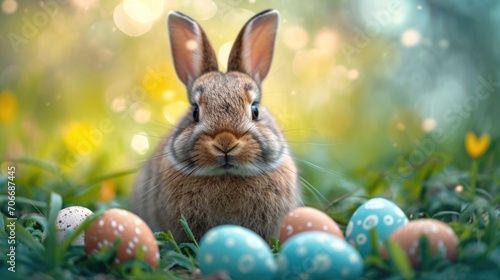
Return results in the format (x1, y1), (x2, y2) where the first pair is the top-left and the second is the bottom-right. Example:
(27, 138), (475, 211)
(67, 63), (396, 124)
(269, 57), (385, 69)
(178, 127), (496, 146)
(131, 9), (301, 242)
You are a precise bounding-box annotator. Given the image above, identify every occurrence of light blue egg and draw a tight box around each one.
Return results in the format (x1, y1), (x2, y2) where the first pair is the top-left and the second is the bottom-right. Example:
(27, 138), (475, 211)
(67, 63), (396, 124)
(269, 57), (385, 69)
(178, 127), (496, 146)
(198, 225), (278, 280)
(345, 198), (409, 257)
(277, 232), (363, 279)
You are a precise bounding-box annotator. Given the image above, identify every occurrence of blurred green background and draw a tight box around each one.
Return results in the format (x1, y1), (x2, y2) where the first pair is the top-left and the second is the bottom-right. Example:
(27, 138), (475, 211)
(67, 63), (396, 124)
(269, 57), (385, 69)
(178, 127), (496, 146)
(0, 0), (499, 213)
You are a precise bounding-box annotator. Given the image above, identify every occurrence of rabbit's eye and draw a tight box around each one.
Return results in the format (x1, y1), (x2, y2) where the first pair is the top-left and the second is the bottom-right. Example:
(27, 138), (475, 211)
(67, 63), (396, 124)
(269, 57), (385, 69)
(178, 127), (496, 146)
(251, 104), (259, 120)
(193, 106), (199, 122)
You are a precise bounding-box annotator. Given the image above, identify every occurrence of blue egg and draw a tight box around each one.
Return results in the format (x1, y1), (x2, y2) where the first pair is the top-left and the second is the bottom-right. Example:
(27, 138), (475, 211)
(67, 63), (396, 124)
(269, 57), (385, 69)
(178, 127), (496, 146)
(277, 232), (363, 279)
(198, 225), (277, 280)
(345, 198), (409, 257)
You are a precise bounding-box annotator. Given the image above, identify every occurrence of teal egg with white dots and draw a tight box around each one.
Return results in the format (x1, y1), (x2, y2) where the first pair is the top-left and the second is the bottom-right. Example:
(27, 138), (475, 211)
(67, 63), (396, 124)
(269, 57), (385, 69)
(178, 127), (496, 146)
(345, 197), (408, 257)
(198, 225), (277, 280)
(277, 231), (363, 279)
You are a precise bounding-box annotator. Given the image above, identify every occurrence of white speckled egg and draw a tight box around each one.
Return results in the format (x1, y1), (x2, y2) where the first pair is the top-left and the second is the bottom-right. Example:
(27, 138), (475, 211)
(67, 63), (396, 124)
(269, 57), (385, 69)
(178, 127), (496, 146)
(277, 231), (363, 279)
(280, 207), (344, 243)
(346, 198), (408, 257)
(44, 206), (94, 245)
(84, 208), (159, 268)
(389, 219), (459, 268)
(199, 225), (277, 280)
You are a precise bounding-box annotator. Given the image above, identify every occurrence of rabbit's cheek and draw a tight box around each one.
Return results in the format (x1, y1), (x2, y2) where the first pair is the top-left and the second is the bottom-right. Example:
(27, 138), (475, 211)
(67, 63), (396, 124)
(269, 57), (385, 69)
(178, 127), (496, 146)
(193, 139), (217, 168)
(253, 125), (282, 162)
(234, 135), (260, 164)
(171, 126), (196, 159)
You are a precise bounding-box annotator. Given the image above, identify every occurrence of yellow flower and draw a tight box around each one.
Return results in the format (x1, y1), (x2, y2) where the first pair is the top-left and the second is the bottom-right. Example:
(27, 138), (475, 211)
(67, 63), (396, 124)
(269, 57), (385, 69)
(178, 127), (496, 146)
(99, 179), (116, 202)
(0, 90), (18, 124)
(465, 132), (490, 158)
(63, 122), (95, 153)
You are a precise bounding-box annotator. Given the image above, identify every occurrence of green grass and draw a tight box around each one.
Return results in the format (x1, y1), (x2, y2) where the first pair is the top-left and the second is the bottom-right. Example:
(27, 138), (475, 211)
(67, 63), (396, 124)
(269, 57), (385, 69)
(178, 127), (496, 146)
(0, 155), (499, 280)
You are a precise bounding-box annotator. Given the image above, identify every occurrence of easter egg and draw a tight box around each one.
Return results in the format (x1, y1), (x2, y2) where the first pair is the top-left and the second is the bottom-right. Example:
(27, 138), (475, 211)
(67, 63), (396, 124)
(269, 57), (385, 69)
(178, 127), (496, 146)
(346, 198), (408, 257)
(43, 206), (94, 245)
(389, 219), (459, 268)
(84, 208), (159, 267)
(280, 207), (344, 243)
(198, 225), (277, 280)
(277, 231), (363, 279)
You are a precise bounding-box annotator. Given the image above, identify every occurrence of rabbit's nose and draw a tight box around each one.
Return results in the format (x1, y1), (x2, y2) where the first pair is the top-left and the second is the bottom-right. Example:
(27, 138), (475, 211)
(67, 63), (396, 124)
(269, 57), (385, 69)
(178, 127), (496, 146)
(212, 131), (239, 154)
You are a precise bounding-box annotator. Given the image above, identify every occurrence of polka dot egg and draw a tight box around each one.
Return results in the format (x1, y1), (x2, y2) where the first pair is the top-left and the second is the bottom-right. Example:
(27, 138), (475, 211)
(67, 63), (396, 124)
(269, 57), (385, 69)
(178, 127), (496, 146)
(55, 206), (94, 245)
(346, 198), (408, 257)
(280, 207), (344, 243)
(199, 225), (277, 280)
(84, 208), (159, 268)
(277, 231), (363, 279)
(43, 206), (94, 245)
(389, 219), (459, 268)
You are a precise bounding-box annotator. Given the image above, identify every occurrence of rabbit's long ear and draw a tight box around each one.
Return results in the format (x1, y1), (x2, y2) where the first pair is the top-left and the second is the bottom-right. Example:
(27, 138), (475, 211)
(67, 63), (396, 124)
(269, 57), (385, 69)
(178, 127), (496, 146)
(227, 9), (279, 84)
(168, 11), (218, 89)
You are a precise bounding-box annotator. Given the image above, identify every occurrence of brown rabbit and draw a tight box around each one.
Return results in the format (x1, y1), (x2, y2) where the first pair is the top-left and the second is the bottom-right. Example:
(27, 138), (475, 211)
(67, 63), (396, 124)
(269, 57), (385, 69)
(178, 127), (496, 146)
(131, 9), (301, 243)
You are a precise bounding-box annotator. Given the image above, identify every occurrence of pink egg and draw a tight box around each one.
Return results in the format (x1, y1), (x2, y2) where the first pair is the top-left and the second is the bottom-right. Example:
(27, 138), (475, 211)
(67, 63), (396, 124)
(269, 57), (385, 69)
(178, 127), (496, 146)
(280, 207), (344, 243)
(84, 208), (159, 268)
(389, 219), (459, 268)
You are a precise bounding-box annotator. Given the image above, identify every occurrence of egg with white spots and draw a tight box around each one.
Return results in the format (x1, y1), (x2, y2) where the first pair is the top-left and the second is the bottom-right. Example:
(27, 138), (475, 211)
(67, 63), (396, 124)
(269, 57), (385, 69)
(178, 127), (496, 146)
(389, 219), (459, 268)
(44, 206), (94, 245)
(84, 208), (159, 268)
(199, 225), (277, 280)
(280, 207), (344, 243)
(345, 198), (408, 257)
(277, 231), (363, 279)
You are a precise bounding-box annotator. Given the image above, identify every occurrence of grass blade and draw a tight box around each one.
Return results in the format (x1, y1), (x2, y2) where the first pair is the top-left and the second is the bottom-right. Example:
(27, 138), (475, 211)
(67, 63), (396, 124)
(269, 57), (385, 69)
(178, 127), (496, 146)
(163, 250), (195, 271)
(369, 228), (380, 255)
(180, 215), (198, 248)
(158, 231), (182, 254)
(0, 214), (5, 235)
(85, 168), (137, 186)
(15, 158), (70, 186)
(386, 239), (414, 279)
(45, 192), (63, 269)
(419, 235), (432, 271)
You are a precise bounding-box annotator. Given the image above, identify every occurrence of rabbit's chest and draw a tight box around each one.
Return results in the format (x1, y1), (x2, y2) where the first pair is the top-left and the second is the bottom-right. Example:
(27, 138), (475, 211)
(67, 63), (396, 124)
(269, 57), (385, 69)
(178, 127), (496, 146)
(181, 177), (276, 216)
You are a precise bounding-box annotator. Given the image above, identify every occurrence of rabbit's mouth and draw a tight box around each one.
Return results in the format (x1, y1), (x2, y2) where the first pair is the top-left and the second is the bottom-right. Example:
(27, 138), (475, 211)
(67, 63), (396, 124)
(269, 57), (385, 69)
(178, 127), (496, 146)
(191, 162), (263, 177)
(221, 163), (235, 170)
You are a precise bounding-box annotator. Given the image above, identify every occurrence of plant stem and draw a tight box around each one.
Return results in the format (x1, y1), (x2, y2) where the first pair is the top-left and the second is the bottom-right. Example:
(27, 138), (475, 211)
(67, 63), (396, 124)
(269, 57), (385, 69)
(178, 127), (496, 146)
(470, 159), (478, 195)
(166, 231), (182, 254)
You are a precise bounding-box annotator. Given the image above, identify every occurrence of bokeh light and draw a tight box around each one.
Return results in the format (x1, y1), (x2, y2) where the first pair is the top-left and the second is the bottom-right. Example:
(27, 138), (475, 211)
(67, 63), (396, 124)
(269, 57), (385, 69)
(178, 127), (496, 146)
(401, 29), (421, 47)
(113, 2), (152, 37)
(123, 0), (164, 23)
(347, 69), (359, 80)
(314, 29), (340, 54)
(218, 41), (234, 70)
(111, 98), (127, 113)
(131, 132), (150, 155)
(71, 0), (99, 9)
(130, 102), (152, 124)
(188, 0), (218, 21)
(422, 118), (437, 132)
(1, 0), (17, 14)
(283, 25), (309, 50)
